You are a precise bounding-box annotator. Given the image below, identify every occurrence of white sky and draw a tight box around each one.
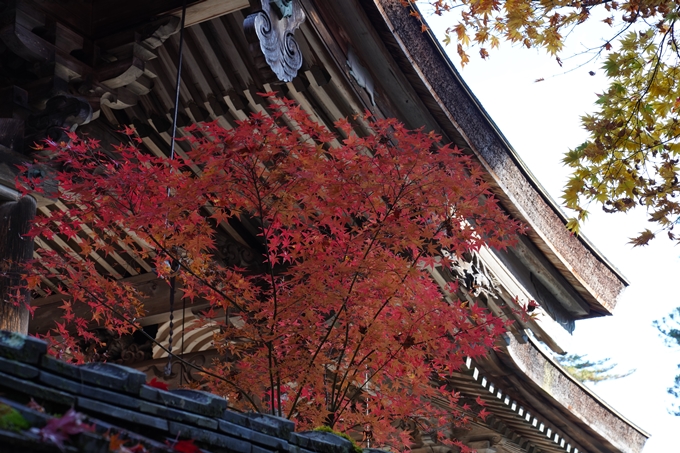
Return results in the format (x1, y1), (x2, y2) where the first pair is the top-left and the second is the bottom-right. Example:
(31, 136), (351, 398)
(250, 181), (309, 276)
(420, 6), (680, 452)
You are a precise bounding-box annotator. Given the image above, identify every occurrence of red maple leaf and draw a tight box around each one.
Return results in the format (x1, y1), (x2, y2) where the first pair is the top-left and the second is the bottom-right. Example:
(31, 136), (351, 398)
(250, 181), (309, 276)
(129, 443), (149, 452)
(169, 439), (201, 453)
(39, 408), (94, 449)
(147, 377), (169, 391)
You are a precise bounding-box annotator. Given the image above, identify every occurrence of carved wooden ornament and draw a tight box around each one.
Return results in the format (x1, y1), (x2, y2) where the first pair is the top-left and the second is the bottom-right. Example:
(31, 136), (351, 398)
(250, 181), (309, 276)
(244, 0), (306, 83)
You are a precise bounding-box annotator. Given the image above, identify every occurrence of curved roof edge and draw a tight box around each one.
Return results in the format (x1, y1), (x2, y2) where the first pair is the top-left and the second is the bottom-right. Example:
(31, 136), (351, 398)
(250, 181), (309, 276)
(505, 335), (650, 452)
(369, 0), (628, 315)
(410, 3), (629, 288)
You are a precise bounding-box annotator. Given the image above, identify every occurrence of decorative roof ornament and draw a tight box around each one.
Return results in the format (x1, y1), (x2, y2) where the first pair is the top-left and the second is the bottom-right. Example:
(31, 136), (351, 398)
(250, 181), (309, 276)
(440, 251), (500, 300)
(270, 0), (294, 18)
(244, 0), (306, 83)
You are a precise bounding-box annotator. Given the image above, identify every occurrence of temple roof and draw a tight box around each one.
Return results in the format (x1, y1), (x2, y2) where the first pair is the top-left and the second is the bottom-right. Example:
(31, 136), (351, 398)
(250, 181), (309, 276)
(0, 1), (647, 451)
(457, 336), (650, 453)
(367, 0), (628, 316)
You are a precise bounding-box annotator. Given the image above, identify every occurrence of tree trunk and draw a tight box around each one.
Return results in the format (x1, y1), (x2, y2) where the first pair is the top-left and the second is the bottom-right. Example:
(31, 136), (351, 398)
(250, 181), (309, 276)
(0, 196), (36, 334)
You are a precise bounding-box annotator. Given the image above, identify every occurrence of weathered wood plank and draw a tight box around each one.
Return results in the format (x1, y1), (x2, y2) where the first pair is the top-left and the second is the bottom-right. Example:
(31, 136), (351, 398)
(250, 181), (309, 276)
(186, 26), (232, 94)
(0, 196), (36, 334)
(171, 0), (250, 27)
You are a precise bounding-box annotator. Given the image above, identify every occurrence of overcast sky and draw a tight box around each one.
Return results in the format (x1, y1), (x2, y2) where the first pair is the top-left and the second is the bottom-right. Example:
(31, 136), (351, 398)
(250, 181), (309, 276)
(420, 5), (680, 452)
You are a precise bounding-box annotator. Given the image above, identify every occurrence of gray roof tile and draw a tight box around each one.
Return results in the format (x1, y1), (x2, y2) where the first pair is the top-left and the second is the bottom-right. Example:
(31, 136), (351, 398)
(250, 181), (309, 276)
(0, 331), (375, 453)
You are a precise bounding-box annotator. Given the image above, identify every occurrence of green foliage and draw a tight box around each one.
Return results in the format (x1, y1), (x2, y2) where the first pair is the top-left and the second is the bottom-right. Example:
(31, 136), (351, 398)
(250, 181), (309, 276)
(419, 0), (680, 244)
(562, 29), (680, 245)
(0, 403), (29, 432)
(654, 307), (680, 415)
(313, 426), (363, 453)
(555, 354), (634, 384)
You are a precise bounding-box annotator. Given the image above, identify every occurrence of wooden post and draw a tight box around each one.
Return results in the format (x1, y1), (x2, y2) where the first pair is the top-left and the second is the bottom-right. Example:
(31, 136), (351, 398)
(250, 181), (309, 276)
(0, 195), (36, 334)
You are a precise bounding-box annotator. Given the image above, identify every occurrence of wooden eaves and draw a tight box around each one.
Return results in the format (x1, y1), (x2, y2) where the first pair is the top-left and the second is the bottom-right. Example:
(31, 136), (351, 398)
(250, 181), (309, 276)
(356, 0), (629, 317)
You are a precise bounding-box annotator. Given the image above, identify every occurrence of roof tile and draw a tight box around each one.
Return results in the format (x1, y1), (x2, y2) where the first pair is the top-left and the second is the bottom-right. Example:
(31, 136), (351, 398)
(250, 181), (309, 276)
(0, 331), (370, 453)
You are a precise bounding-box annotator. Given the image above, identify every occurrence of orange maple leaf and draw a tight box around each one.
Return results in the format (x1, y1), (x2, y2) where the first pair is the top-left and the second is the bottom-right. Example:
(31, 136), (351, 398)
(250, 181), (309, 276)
(109, 433), (126, 452)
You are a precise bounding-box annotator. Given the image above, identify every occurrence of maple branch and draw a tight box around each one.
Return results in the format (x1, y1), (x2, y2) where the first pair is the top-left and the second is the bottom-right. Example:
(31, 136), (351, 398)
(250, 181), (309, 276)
(327, 220), (452, 411)
(328, 226), (448, 415)
(69, 283), (261, 410)
(276, 372), (283, 418)
(328, 274), (415, 413)
(250, 161), (282, 418)
(327, 316), (352, 416)
(583, 24), (673, 211)
(267, 342), (277, 416)
(141, 231), (248, 313)
(286, 178), (412, 418)
(333, 307), (449, 421)
(334, 319), (492, 425)
(290, 153), (457, 418)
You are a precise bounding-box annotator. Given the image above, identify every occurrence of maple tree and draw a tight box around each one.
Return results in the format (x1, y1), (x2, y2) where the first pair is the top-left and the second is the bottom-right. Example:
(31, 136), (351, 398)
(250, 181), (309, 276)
(17, 96), (522, 448)
(414, 0), (680, 245)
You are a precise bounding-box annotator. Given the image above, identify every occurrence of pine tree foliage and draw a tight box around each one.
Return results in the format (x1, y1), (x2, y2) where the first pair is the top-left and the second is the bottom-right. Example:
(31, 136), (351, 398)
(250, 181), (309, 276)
(654, 307), (680, 415)
(555, 353), (634, 384)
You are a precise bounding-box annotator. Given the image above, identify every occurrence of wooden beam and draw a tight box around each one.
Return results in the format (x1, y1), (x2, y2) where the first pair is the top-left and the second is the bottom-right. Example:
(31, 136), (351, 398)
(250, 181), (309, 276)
(0, 196), (36, 334)
(28, 273), (202, 335)
(171, 0), (250, 28)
